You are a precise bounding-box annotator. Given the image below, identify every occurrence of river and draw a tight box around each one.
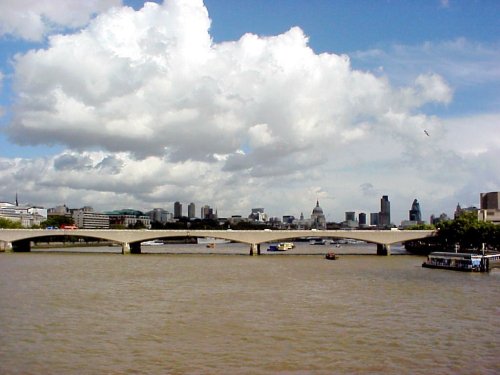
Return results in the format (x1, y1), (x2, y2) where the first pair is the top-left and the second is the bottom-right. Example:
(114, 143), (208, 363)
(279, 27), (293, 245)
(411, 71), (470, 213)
(0, 243), (498, 374)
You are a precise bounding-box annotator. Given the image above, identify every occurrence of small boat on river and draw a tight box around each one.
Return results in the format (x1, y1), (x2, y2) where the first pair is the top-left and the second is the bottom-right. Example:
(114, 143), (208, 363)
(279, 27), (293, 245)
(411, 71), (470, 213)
(422, 252), (500, 272)
(267, 242), (295, 252)
(325, 252), (338, 260)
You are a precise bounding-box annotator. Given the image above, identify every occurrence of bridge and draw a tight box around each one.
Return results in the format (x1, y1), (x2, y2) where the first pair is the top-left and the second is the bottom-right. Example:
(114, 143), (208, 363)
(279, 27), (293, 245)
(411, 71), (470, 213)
(0, 229), (436, 255)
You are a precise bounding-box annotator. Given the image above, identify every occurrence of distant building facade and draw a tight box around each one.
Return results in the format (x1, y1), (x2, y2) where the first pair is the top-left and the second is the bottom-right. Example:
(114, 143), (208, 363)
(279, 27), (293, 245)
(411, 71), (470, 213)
(72, 207), (110, 229)
(174, 201), (182, 219)
(311, 200), (326, 229)
(479, 191), (500, 225)
(188, 202), (196, 219)
(379, 195), (391, 227)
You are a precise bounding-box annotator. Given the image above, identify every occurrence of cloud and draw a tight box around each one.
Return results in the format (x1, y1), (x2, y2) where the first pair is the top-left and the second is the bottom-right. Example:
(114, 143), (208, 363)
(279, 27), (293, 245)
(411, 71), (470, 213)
(7, 1), (450, 169)
(351, 38), (500, 88)
(1, 1), (497, 223)
(0, 0), (121, 41)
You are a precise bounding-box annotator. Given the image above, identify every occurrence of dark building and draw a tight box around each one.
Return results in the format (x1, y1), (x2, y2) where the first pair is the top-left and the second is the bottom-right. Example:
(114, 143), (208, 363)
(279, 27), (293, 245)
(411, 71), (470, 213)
(409, 199), (422, 222)
(480, 192), (500, 210)
(359, 212), (367, 226)
(174, 201), (182, 219)
(379, 195), (391, 227)
(188, 202), (196, 219)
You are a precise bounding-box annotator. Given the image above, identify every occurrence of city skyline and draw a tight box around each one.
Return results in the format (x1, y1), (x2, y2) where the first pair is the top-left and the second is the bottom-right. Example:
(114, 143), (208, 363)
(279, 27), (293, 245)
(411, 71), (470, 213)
(0, 0), (499, 223)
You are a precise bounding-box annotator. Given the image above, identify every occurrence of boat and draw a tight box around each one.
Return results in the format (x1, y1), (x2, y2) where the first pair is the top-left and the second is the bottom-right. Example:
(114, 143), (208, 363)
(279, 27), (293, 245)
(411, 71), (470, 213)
(278, 242), (295, 251)
(142, 239), (164, 246)
(422, 252), (500, 272)
(197, 237), (230, 245)
(309, 238), (326, 245)
(267, 243), (294, 252)
(325, 252), (338, 260)
(206, 243), (216, 249)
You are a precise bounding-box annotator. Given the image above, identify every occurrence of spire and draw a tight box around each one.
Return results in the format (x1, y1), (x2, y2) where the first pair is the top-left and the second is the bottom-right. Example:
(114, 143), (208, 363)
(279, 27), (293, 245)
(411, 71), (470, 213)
(316, 199), (319, 207)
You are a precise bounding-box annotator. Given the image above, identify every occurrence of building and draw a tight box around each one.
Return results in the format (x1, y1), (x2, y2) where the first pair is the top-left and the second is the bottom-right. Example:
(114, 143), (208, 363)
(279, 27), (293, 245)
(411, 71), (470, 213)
(106, 209), (151, 229)
(0, 202), (47, 227)
(379, 195), (391, 227)
(409, 199), (422, 222)
(72, 207), (110, 229)
(201, 205), (217, 220)
(480, 192), (500, 209)
(311, 200), (326, 229)
(359, 213), (367, 227)
(479, 191), (500, 224)
(248, 208), (268, 223)
(188, 202), (196, 219)
(146, 208), (173, 224)
(430, 213), (449, 225)
(370, 212), (379, 227)
(174, 201), (182, 219)
(342, 211), (357, 229)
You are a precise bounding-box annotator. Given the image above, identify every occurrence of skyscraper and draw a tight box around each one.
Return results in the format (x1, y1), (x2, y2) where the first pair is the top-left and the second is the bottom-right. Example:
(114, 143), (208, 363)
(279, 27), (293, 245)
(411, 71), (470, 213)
(379, 195), (391, 227)
(188, 202), (195, 218)
(409, 199), (422, 222)
(174, 201), (182, 219)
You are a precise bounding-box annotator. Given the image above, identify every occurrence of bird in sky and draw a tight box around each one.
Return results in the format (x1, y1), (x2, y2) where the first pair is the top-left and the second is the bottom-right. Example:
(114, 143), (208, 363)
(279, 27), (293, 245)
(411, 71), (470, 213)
(424, 130), (430, 137)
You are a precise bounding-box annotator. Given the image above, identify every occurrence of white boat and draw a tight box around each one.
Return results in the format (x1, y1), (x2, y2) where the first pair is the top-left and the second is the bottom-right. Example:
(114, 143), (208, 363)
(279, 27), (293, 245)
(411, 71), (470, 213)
(197, 237), (230, 245)
(278, 242), (295, 251)
(309, 238), (326, 245)
(142, 239), (164, 246)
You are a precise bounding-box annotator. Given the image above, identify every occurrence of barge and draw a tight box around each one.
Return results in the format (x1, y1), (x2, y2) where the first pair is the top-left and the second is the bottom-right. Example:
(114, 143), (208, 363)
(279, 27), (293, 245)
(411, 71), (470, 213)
(422, 252), (500, 272)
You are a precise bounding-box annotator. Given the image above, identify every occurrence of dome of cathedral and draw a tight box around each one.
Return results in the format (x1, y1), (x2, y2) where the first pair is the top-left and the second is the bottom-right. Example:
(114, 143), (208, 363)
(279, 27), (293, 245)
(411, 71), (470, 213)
(312, 200), (324, 215)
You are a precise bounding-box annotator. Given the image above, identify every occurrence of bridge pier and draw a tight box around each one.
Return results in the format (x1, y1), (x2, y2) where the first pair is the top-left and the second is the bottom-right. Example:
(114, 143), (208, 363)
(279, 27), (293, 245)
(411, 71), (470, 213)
(122, 242), (142, 254)
(249, 243), (261, 256)
(12, 240), (31, 252)
(0, 241), (13, 252)
(122, 243), (130, 254)
(377, 244), (391, 256)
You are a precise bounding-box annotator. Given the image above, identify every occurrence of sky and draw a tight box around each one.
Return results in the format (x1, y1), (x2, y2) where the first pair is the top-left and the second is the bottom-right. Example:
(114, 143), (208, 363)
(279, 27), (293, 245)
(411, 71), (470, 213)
(0, 0), (499, 224)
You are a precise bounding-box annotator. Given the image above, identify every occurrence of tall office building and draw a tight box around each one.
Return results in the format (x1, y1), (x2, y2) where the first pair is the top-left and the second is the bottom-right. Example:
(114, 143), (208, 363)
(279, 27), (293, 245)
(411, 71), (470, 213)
(379, 195), (391, 227)
(409, 199), (422, 222)
(345, 211), (355, 221)
(200, 205), (218, 220)
(188, 202), (196, 219)
(174, 201), (182, 219)
(359, 213), (367, 226)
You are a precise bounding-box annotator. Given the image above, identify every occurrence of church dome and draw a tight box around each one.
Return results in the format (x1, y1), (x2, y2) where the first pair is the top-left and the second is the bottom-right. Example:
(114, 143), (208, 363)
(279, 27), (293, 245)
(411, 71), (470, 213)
(312, 200), (324, 215)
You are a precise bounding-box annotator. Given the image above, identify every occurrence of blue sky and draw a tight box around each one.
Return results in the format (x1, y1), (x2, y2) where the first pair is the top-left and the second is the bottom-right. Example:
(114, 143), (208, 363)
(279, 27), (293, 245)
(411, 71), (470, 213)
(0, 0), (499, 222)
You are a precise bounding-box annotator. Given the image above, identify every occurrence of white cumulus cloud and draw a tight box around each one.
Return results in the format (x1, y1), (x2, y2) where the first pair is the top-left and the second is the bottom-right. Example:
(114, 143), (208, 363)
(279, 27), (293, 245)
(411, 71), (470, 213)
(0, 0), (122, 41)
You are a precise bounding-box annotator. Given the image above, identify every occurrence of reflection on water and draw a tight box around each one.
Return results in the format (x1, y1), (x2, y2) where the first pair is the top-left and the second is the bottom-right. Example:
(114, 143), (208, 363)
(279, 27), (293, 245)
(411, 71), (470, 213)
(0, 248), (498, 374)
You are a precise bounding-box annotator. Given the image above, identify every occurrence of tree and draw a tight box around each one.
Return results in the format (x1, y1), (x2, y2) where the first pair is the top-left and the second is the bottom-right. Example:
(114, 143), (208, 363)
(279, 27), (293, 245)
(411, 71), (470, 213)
(0, 218), (23, 229)
(406, 211), (499, 254)
(41, 215), (74, 229)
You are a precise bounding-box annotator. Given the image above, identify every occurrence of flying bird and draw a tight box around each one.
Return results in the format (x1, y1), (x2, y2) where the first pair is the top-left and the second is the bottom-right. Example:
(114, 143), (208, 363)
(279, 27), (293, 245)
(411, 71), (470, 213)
(424, 130), (430, 137)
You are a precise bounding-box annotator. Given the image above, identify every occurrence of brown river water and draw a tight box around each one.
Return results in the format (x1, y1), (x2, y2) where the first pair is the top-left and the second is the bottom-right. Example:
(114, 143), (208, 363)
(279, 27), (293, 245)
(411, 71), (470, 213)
(0, 243), (498, 374)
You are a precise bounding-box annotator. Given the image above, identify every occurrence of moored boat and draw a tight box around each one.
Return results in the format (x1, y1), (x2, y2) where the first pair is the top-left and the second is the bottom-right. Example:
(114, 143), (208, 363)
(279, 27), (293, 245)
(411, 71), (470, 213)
(422, 252), (500, 272)
(197, 237), (230, 245)
(309, 238), (326, 245)
(142, 239), (164, 246)
(278, 242), (295, 251)
(267, 242), (295, 252)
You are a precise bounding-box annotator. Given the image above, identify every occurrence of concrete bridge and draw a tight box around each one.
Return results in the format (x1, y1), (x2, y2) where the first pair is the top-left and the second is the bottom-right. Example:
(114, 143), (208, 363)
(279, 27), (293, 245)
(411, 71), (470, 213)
(0, 229), (436, 255)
